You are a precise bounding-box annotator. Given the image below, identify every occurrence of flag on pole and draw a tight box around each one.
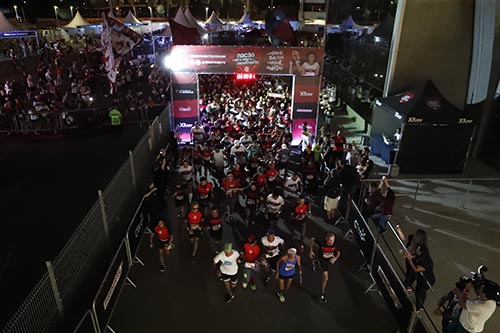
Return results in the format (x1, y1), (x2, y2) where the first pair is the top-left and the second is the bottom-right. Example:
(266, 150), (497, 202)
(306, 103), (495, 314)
(100, 14), (143, 83)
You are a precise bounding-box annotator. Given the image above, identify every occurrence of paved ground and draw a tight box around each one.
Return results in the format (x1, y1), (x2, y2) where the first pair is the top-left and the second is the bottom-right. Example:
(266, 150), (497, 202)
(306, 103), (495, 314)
(110, 190), (398, 333)
(0, 127), (146, 325)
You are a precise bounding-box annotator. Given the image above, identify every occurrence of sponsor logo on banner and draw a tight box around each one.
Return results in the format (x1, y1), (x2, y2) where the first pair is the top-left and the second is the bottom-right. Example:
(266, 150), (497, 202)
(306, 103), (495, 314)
(458, 118), (473, 124)
(408, 117), (423, 123)
(299, 91), (313, 97)
(179, 89), (194, 94)
(399, 92), (414, 103)
(178, 122), (193, 128)
(297, 108), (313, 113)
(232, 52), (259, 66)
(266, 50), (285, 72)
(425, 97), (442, 110)
(179, 106), (192, 112)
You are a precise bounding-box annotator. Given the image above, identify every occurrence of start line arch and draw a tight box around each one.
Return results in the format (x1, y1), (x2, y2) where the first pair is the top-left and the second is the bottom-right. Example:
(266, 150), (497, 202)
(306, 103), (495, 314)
(165, 45), (324, 144)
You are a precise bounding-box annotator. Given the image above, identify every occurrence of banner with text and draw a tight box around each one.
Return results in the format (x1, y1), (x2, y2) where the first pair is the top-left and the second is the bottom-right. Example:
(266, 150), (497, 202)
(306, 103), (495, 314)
(168, 46), (323, 143)
(171, 72), (199, 141)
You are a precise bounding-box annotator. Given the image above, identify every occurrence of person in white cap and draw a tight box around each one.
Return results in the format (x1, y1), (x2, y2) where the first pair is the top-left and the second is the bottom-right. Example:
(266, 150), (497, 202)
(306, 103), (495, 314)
(276, 247), (302, 302)
(276, 143), (290, 178)
(213, 243), (240, 303)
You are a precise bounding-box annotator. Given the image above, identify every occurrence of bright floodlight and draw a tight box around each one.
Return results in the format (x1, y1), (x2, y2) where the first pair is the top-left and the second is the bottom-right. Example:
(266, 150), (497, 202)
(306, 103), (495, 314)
(202, 34), (208, 40)
(162, 55), (171, 69)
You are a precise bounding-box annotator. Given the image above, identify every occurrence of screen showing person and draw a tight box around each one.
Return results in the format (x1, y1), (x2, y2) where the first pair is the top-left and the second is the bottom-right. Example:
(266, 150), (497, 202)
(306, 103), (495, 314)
(301, 51), (320, 76)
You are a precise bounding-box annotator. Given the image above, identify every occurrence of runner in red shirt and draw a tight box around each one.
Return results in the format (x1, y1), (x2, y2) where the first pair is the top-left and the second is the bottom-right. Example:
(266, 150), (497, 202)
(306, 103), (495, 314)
(196, 177), (214, 218)
(288, 196), (311, 242)
(221, 172), (241, 222)
(265, 161), (279, 189)
(332, 130), (346, 162)
(240, 234), (261, 290)
(186, 202), (203, 256)
(149, 219), (174, 272)
(208, 208), (223, 247)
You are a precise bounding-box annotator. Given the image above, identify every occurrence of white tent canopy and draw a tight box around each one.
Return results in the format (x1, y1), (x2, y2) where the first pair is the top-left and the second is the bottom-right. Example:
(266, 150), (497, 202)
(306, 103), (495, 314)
(205, 11), (224, 26)
(237, 12), (254, 25)
(184, 7), (207, 35)
(123, 10), (144, 25)
(173, 7), (192, 27)
(64, 11), (92, 28)
(0, 11), (19, 32)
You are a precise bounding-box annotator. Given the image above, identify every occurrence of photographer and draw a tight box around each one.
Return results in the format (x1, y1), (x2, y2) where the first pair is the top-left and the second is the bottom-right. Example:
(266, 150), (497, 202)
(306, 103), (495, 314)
(451, 280), (497, 333)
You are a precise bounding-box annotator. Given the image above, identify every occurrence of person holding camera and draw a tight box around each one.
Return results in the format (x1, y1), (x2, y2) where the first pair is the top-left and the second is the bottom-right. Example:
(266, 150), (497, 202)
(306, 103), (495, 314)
(451, 280), (497, 333)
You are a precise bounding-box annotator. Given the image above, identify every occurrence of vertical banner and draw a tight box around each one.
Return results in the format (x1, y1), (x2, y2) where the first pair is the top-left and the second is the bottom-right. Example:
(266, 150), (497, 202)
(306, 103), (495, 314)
(171, 73), (199, 142)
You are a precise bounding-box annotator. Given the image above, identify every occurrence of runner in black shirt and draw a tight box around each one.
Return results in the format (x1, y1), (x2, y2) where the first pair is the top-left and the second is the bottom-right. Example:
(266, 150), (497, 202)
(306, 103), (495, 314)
(309, 232), (341, 304)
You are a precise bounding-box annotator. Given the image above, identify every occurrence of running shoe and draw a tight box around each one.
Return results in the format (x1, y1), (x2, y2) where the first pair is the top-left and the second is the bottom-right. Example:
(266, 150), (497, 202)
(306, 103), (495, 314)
(320, 294), (327, 304)
(160, 265), (165, 273)
(226, 294), (236, 304)
(242, 282), (248, 289)
(250, 284), (257, 291)
(277, 292), (285, 303)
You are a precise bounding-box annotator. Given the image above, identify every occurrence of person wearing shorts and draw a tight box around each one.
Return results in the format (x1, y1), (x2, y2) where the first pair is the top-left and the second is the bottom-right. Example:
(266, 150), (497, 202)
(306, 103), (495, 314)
(174, 183), (187, 219)
(309, 232), (341, 303)
(241, 234), (261, 291)
(150, 219), (174, 273)
(209, 208), (223, 247)
(289, 196), (311, 242)
(276, 248), (302, 302)
(196, 177), (214, 218)
(261, 229), (284, 284)
(213, 243), (240, 303)
(186, 202), (203, 256)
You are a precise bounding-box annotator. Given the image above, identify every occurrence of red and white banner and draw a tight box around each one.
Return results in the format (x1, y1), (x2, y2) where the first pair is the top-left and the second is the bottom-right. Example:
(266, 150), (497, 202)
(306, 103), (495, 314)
(100, 13), (116, 83)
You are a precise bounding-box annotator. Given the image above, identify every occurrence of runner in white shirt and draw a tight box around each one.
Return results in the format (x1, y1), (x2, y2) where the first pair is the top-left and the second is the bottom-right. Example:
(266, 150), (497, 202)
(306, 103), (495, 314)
(239, 132), (253, 147)
(266, 189), (285, 228)
(283, 173), (303, 199)
(213, 243), (240, 303)
(261, 229), (285, 284)
(190, 122), (205, 143)
(211, 145), (225, 182)
(178, 160), (195, 203)
(230, 142), (247, 166)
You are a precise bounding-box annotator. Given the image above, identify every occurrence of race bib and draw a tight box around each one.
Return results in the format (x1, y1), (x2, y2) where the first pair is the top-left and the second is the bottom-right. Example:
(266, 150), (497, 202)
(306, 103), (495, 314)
(244, 262), (256, 269)
(200, 194), (208, 199)
(247, 198), (256, 205)
(176, 195), (184, 200)
(306, 174), (314, 180)
(211, 224), (221, 231)
(323, 252), (334, 259)
(285, 263), (294, 271)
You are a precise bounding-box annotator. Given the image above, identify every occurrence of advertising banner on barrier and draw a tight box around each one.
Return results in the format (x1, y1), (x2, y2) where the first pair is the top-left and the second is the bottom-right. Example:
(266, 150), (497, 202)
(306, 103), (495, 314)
(127, 201), (146, 258)
(347, 200), (376, 259)
(93, 240), (130, 333)
(168, 46), (323, 143)
(73, 310), (98, 333)
(371, 246), (414, 332)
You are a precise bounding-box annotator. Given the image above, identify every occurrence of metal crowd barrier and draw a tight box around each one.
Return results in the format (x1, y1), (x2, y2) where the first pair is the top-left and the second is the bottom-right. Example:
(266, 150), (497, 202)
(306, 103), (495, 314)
(336, 192), (440, 333)
(1, 104), (171, 333)
(0, 104), (167, 134)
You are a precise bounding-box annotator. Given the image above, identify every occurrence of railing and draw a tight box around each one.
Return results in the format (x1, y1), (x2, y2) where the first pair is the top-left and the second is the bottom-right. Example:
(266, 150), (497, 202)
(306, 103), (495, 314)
(1, 104), (171, 333)
(0, 104), (166, 134)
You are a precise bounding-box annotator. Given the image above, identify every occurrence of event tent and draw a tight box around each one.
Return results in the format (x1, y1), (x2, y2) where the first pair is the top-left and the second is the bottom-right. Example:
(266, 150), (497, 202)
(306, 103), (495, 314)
(237, 13), (254, 25)
(169, 8), (200, 44)
(371, 80), (475, 173)
(0, 11), (18, 32)
(205, 11), (224, 26)
(64, 11), (92, 28)
(340, 15), (362, 30)
(173, 7), (192, 27)
(184, 7), (207, 35)
(123, 11), (144, 26)
(372, 14), (394, 40)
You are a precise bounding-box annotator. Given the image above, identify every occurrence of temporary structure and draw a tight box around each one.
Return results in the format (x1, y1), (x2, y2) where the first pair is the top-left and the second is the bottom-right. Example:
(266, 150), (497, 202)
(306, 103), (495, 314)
(205, 11), (224, 26)
(64, 11), (92, 28)
(123, 10), (144, 26)
(237, 12), (254, 25)
(0, 11), (18, 32)
(184, 7), (207, 35)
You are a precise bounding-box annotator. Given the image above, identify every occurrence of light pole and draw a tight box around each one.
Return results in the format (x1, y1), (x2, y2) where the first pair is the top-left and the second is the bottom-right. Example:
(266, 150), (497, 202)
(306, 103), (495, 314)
(13, 5), (19, 21)
(205, 7), (209, 20)
(70, 6), (74, 17)
(148, 6), (153, 19)
(53, 6), (59, 27)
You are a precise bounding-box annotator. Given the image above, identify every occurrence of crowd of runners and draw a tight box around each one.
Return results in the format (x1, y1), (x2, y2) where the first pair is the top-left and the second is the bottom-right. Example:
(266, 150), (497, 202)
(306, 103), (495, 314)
(141, 75), (388, 304)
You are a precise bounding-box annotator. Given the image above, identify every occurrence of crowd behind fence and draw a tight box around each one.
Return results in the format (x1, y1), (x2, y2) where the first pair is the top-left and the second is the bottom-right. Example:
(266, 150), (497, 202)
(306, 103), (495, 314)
(0, 104), (166, 134)
(1, 104), (170, 333)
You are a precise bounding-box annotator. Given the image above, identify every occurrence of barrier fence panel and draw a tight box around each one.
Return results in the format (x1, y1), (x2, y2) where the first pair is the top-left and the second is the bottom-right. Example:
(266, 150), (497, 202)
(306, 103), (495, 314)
(72, 310), (98, 333)
(92, 240), (131, 333)
(126, 198), (147, 260)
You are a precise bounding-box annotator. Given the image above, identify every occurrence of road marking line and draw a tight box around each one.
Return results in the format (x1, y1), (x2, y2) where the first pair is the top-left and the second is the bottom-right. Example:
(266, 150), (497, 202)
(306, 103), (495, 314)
(401, 206), (481, 227)
(434, 228), (500, 255)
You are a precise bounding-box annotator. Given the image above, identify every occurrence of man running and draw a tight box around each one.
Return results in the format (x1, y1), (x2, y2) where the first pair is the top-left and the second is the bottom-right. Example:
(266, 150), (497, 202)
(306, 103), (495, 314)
(186, 202), (203, 256)
(266, 188), (285, 228)
(241, 234), (261, 291)
(276, 248), (302, 302)
(213, 243), (240, 303)
(150, 219), (174, 273)
(261, 228), (284, 284)
(309, 232), (341, 303)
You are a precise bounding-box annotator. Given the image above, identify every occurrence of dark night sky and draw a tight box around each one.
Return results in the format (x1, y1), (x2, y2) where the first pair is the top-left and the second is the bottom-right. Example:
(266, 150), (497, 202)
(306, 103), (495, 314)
(1, 0), (84, 20)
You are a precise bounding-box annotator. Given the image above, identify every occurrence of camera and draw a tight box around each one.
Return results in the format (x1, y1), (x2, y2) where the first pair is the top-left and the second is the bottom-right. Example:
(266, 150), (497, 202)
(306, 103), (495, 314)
(456, 265), (500, 305)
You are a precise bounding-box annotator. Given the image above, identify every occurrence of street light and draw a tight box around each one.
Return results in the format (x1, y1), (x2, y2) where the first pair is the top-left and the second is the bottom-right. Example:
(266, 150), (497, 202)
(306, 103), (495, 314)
(148, 6), (153, 19)
(70, 6), (74, 18)
(205, 7), (209, 20)
(53, 6), (59, 27)
(13, 5), (19, 21)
